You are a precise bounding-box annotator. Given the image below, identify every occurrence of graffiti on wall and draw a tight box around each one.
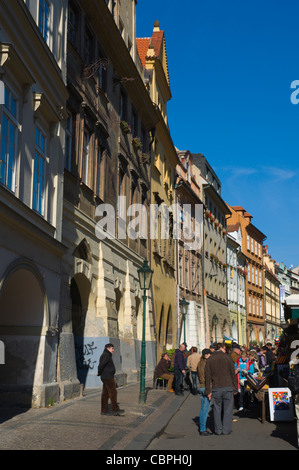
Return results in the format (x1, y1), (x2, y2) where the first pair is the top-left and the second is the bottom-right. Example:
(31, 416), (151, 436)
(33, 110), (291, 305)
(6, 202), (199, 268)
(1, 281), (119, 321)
(75, 341), (98, 371)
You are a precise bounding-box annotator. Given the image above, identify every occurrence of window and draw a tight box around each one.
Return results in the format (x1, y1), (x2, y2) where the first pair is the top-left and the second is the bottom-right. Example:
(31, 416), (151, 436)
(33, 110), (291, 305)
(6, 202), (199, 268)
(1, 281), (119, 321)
(131, 176), (138, 206)
(259, 270), (262, 287)
(96, 145), (102, 197)
(131, 108), (138, 137)
(38, 0), (50, 43)
(98, 48), (107, 93)
(68, 2), (80, 49)
(247, 235), (250, 250)
(84, 26), (94, 66)
(65, 114), (73, 171)
(0, 84), (17, 191)
(179, 255), (183, 286)
(185, 255), (189, 289)
(120, 90), (127, 122)
(33, 127), (46, 215)
(82, 129), (90, 185)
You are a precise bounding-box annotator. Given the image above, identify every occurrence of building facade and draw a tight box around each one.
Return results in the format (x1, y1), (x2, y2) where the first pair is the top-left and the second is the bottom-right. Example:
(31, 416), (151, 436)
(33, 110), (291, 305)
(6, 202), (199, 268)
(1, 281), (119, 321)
(228, 206), (267, 346)
(226, 226), (247, 346)
(0, 0), (69, 407)
(59, 0), (160, 391)
(263, 246), (281, 343)
(137, 21), (178, 358)
(195, 155), (232, 344)
(176, 150), (204, 350)
(275, 262), (292, 324)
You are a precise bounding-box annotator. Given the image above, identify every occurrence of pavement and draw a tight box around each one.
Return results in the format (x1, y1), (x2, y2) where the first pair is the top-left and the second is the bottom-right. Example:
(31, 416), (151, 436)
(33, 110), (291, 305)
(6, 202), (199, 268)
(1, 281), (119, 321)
(0, 380), (298, 453)
(0, 380), (187, 451)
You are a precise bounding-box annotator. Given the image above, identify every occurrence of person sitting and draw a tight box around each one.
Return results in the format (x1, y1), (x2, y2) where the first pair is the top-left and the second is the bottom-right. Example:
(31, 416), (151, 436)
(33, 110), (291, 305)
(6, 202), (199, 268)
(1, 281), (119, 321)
(155, 352), (174, 392)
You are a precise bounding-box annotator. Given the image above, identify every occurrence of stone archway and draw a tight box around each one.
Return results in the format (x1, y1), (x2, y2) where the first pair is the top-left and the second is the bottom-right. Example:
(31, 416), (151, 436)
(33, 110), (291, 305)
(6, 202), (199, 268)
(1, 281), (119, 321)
(165, 306), (173, 349)
(70, 273), (92, 386)
(0, 261), (48, 407)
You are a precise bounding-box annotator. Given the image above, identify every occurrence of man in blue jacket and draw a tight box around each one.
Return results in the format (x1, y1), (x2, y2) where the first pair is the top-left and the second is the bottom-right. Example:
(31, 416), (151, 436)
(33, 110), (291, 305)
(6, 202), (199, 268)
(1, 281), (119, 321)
(235, 351), (254, 411)
(174, 343), (187, 396)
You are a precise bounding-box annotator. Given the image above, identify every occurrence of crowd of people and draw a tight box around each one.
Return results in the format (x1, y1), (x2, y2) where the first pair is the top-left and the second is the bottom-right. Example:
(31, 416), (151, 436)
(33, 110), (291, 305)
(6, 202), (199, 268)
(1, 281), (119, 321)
(155, 340), (277, 436)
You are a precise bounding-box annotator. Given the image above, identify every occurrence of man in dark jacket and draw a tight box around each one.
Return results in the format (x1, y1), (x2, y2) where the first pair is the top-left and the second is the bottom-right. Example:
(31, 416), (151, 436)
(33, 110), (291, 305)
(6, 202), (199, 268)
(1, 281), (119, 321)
(205, 342), (238, 435)
(97, 343), (124, 416)
(155, 353), (174, 392)
(174, 343), (186, 396)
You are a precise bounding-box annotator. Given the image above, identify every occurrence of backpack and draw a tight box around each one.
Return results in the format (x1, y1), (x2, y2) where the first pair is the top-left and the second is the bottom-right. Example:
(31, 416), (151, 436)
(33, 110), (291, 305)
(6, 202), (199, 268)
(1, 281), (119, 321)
(288, 362), (299, 395)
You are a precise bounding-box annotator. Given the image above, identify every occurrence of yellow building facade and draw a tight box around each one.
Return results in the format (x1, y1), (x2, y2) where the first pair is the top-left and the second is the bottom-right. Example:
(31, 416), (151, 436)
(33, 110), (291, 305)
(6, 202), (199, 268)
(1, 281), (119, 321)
(137, 21), (178, 357)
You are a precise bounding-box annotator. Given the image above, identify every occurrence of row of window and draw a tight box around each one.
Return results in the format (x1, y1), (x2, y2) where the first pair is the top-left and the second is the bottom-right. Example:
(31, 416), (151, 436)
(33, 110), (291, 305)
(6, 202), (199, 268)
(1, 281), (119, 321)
(178, 254), (201, 293)
(227, 280), (246, 306)
(205, 196), (226, 228)
(248, 264), (263, 287)
(247, 234), (262, 258)
(205, 274), (226, 300)
(248, 295), (263, 317)
(0, 83), (46, 216)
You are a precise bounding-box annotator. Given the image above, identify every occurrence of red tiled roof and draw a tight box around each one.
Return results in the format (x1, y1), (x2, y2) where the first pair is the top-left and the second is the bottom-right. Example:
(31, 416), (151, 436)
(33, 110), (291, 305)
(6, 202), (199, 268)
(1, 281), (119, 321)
(137, 22), (170, 88)
(151, 30), (164, 57)
(227, 223), (241, 232)
(136, 31), (165, 66)
(136, 38), (151, 68)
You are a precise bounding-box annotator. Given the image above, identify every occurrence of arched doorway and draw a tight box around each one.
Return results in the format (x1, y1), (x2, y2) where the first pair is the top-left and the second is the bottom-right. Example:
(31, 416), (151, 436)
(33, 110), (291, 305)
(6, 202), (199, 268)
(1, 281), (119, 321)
(70, 273), (91, 386)
(0, 263), (47, 407)
(165, 306), (173, 349)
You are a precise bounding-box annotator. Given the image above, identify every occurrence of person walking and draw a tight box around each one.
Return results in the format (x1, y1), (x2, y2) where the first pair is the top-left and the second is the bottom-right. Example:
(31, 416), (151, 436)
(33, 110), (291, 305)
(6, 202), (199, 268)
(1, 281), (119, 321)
(155, 352), (174, 392)
(205, 342), (238, 435)
(257, 347), (266, 371)
(187, 346), (201, 395)
(198, 348), (212, 436)
(97, 343), (124, 416)
(265, 342), (274, 370)
(230, 343), (241, 364)
(174, 343), (186, 396)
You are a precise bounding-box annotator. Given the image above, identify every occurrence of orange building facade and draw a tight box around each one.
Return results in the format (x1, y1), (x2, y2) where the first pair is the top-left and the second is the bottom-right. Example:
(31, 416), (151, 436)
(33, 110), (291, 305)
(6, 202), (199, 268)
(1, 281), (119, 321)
(227, 206), (267, 345)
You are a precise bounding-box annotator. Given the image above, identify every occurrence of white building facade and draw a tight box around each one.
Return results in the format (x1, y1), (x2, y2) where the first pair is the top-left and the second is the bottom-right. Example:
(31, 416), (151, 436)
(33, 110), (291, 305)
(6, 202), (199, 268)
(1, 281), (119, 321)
(0, 0), (69, 407)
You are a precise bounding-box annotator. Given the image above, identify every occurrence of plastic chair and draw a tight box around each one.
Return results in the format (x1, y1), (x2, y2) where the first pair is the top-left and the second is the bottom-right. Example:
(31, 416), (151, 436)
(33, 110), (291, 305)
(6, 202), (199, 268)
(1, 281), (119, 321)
(154, 377), (168, 390)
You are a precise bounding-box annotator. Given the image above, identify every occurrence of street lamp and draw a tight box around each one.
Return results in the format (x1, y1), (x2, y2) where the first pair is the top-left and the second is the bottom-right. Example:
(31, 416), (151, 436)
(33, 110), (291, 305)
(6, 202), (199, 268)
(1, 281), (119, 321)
(137, 258), (153, 404)
(179, 297), (189, 344)
(212, 314), (218, 342)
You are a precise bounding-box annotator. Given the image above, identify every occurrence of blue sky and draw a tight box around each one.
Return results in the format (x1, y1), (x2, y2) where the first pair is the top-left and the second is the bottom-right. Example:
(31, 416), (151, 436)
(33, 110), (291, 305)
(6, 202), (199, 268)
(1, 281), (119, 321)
(136, 0), (299, 269)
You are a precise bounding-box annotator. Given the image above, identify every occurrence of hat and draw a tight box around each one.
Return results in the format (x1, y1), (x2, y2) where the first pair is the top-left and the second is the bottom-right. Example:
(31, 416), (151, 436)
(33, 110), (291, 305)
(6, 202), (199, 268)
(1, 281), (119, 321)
(232, 343), (241, 350)
(202, 348), (211, 356)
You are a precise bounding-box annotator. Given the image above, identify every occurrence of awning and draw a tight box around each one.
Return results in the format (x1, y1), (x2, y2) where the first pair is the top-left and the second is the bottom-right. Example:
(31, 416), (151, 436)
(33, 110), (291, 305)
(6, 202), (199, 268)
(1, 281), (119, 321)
(284, 295), (299, 320)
